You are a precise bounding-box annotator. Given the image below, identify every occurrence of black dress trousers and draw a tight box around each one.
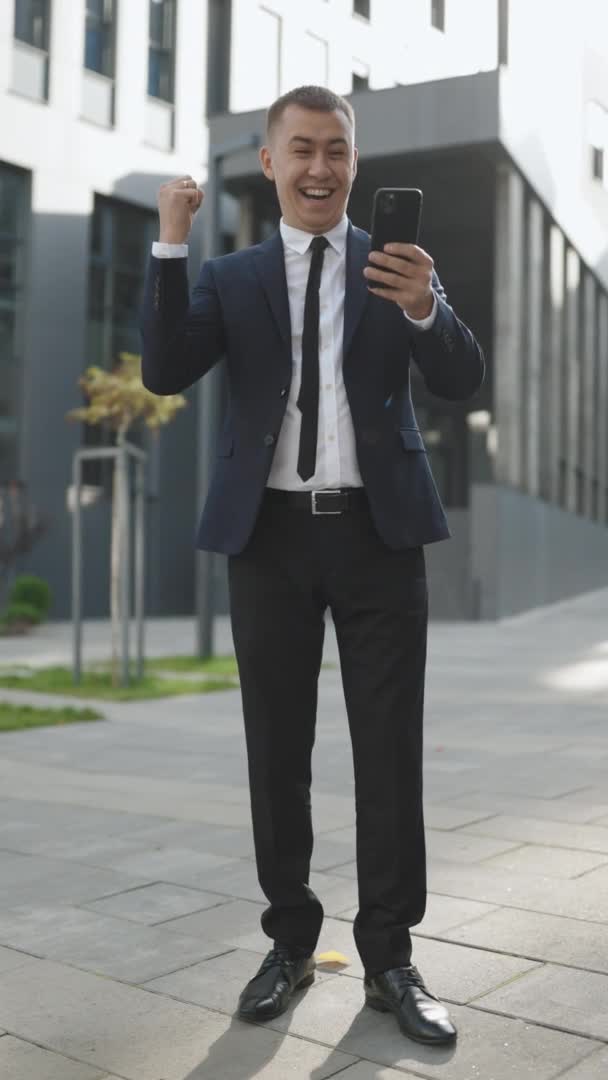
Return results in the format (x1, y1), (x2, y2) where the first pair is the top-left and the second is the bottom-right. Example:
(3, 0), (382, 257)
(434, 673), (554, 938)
(228, 494), (428, 978)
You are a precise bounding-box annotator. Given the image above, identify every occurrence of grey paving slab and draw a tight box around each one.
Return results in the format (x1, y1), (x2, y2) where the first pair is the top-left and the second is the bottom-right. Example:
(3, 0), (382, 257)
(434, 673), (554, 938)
(397, 935), (540, 1006)
(463, 814), (608, 855)
(145, 945), (337, 1008)
(82, 882), (231, 924)
(168, 857), (359, 915)
(0, 850), (153, 907)
(84, 845), (242, 885)
(558, 1046), (608, 1077)
(423, 804), (499, 830)
(159, 897), (267, 940)
(439, 793), (608, 825)
(480, 843), (608, 879)
(445, 906), (608, 973)
(474, 963), (608, 1041)
(263, 971), (600, 1079)
(334, 1065), (428, 1080)
(0, 952), (356, 1080)
(0, 944), (32, 974)
(427, 858), (608, 922)
(330, 832), (522, 877)
(0, 904), (235, 983)
(110, 820), (256, 860)
(0, 1035), (109, 1080)
(337, 892), (500, 936)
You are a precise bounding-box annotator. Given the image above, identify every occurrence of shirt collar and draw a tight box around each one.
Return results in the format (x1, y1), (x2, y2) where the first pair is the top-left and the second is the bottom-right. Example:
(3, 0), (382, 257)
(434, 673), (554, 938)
(280, 214), (348, 256)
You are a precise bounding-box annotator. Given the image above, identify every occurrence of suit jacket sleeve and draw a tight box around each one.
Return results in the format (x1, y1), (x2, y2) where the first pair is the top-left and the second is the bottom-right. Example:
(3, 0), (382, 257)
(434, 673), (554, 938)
(140, 256), (226, 395)
(408, 269), (485, 401)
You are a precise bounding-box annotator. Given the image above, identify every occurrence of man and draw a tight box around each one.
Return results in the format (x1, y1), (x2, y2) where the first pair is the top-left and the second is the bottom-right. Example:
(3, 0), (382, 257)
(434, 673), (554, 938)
(141, 85), (484, 1046)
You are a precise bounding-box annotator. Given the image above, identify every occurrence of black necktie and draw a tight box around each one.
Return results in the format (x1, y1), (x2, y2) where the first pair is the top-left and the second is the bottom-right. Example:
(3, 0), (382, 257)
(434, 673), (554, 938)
(297, 235), (329, 481)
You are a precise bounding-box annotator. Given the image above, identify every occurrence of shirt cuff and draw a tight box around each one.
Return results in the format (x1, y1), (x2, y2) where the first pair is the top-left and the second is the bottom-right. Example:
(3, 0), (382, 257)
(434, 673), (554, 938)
(152, 241), (189, 259)
(402, 292), (438, 330)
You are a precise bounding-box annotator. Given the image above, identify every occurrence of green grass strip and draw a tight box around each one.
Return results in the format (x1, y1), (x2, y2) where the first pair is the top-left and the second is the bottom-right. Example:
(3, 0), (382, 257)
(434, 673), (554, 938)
(0, 701), (103, 732)
(0, 665), (239, 702)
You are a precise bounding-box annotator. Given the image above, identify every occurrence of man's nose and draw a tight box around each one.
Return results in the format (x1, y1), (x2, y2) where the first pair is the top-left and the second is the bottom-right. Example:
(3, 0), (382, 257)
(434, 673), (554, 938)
(307, 156), (332, 178)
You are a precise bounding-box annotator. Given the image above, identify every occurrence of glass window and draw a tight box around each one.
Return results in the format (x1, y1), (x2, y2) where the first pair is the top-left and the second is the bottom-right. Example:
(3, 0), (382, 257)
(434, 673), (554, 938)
(87, 196), (156, 370)
(148, 0), (177, 102)
(84, 197), (156, 482)
(431, 0), (445, 31)
(206, 0), (231, 115)
(353, 0), (370, 19)
(14, 0), (50, 50)
(0, 166), (28, 484)
(84, 0), (116, 77)
(498, 0), (509, 64)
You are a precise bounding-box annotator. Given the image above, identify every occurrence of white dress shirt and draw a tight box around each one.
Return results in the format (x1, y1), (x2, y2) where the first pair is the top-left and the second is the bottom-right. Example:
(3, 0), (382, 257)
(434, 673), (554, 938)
(151, 218), (437, 491)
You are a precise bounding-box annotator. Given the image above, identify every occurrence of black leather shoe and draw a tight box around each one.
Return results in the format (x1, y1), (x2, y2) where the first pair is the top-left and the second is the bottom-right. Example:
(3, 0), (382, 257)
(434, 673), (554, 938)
(237, 943), (316, 1022)
(364, 964), (457, 1045)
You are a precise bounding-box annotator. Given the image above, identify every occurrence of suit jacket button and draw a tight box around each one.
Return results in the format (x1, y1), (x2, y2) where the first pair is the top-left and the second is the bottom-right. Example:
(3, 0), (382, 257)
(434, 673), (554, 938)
(264, 434), (276, 447)
(280, 387), (288, 397)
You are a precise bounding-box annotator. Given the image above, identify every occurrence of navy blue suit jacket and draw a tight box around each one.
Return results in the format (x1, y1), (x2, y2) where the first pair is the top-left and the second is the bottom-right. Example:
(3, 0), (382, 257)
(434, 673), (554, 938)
(140, 220), (484, 554)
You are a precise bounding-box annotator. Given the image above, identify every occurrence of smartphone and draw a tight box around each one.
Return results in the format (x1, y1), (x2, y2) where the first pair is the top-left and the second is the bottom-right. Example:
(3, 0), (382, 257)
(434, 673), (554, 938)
(370, 187), (423, 255)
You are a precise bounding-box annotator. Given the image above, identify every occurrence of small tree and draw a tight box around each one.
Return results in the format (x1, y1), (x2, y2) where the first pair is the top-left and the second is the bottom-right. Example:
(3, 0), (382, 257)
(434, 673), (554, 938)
(67, 353), (186, 684)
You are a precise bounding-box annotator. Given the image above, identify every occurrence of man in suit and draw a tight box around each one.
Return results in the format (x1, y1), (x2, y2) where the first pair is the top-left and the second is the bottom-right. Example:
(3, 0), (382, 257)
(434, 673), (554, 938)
(141, 85), (484, 1046)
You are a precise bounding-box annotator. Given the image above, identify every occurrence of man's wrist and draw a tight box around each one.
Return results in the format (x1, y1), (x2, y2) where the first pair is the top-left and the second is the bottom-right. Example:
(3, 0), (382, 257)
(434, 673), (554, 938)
(159, 234), (189, 245)
(402, 292), (438, 330)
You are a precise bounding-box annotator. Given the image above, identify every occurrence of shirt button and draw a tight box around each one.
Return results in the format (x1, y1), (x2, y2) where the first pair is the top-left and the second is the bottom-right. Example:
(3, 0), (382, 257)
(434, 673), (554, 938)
(328, 434), (335, 442)
(325, 383), (332, 391)
(263, 434), (276, 447)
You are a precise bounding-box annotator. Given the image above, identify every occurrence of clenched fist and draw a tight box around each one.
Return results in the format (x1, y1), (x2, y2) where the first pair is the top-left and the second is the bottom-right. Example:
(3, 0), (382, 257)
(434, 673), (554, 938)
(158, 175), (204, 244)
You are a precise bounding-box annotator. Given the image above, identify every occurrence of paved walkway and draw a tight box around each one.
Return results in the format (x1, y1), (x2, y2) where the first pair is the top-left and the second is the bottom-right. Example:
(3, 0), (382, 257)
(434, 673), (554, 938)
(0, 592), (607, 1078)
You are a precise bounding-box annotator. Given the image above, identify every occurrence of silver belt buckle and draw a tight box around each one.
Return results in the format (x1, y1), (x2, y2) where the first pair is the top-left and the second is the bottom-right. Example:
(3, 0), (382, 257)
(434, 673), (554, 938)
(311, 490), (345, 515)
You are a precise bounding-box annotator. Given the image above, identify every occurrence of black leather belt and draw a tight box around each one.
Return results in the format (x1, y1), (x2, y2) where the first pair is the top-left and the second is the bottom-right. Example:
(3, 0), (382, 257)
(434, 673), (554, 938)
(265, 487), (368, 515)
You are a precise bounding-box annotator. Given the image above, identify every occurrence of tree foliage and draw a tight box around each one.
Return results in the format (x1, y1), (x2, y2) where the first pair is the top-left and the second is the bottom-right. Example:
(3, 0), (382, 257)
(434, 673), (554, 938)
(66, 352), (186, 437)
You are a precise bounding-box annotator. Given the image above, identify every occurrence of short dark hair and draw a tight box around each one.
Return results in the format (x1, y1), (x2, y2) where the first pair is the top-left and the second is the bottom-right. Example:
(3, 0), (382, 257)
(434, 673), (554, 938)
(266, 85), (355, 139)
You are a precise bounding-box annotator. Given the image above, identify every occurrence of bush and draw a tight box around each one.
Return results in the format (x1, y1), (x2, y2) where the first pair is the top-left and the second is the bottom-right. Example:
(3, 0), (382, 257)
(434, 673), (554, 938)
(0, 602), (43, 634)
(8, 574), (51, 616)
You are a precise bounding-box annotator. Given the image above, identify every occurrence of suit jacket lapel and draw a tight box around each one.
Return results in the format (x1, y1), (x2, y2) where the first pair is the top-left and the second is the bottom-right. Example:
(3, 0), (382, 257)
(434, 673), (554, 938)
(253, 230), (292, 372)
(252, 221), (369, 375)
(343, 222), (370, 361)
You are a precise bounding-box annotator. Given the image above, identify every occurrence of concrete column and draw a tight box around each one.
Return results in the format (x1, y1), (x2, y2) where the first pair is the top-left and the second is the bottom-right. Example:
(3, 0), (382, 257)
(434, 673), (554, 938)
(494, 163), (525, 489)
(545, 225), (565, 505)
(236, 192), (255, 250)
(525, 196), (543, 497)
(598, 293), (608, 524)
(581, 273), (596, 519)
(564, 248), (580, 514)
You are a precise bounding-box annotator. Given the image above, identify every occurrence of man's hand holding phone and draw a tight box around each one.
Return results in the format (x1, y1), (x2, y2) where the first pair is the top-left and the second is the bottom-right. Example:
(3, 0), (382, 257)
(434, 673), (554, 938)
(158, 175), (204, 244)
(364, 243), (435, 320)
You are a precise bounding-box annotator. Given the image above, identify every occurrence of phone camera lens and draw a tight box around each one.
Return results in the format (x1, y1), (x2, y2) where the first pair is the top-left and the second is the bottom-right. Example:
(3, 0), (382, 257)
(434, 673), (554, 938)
(383, 192), (396, 214)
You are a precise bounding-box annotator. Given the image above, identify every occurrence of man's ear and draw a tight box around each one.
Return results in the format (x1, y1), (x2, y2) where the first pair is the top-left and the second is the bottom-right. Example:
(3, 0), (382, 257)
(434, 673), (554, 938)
(259, 145), (275, 182)
(352, 145), (358, 182)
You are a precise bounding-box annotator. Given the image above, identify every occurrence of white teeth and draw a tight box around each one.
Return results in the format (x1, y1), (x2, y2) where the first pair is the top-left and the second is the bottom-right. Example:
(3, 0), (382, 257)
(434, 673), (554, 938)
(302, 188), (332, 197)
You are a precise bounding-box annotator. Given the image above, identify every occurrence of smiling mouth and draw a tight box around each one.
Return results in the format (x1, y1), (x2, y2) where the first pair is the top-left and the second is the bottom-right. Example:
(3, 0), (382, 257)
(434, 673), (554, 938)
(299, 188), (335, 201)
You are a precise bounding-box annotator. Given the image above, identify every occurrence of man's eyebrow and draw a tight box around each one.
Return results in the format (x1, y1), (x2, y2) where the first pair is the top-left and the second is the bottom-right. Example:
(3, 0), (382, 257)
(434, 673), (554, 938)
(288, 136), (349, 146)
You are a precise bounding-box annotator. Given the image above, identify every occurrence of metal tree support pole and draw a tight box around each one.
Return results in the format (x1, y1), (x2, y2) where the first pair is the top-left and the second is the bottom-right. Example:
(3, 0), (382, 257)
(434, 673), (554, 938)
(71, 442), (147, 685)
(72, 455), (83, 683)
(196, 131), (261, 659)
(135, 459), (145, 680)
(118, 440), (130, 686)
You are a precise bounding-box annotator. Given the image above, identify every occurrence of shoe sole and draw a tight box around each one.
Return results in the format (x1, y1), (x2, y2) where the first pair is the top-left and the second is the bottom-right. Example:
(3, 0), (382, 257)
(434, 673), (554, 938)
(365, 994), (457, 1046)
(238, 971), (315, 1023)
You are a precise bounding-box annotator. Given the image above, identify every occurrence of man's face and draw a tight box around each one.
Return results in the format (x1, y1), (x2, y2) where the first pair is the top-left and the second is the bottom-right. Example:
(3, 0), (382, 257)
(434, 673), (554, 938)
(259, 105), (358, 233)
